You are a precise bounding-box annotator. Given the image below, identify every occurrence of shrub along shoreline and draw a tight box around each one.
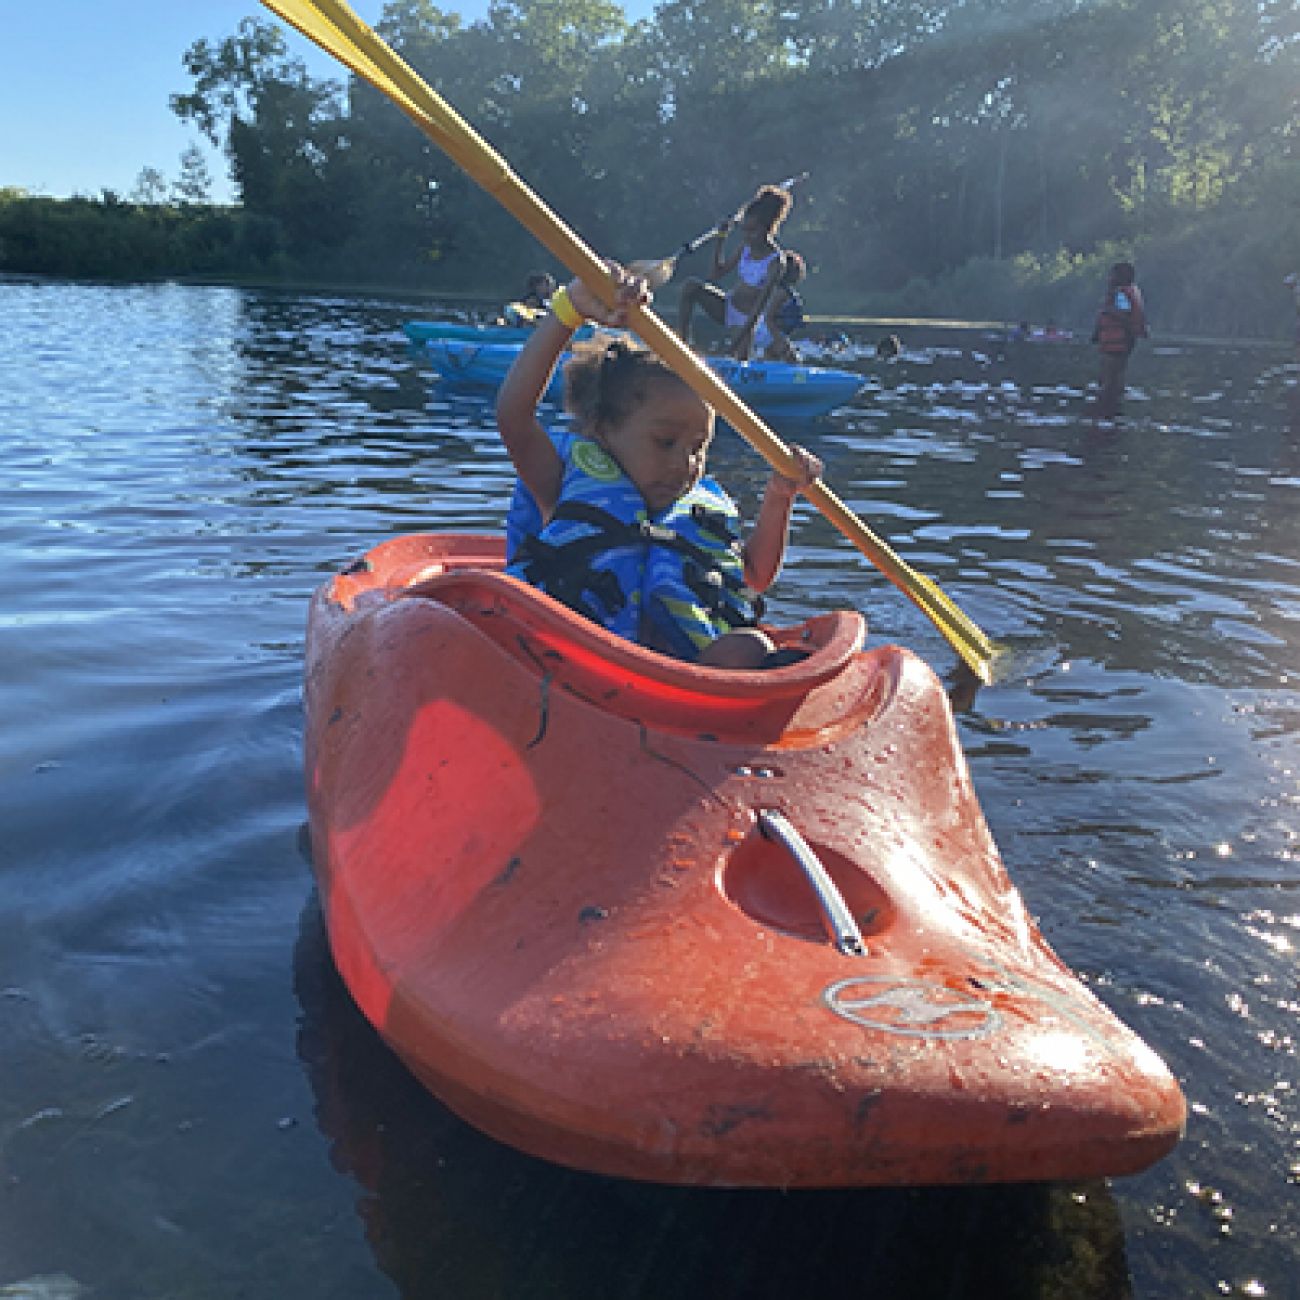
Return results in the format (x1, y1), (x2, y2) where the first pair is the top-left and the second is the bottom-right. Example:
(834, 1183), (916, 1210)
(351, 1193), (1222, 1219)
(1, 193), (1294, 345)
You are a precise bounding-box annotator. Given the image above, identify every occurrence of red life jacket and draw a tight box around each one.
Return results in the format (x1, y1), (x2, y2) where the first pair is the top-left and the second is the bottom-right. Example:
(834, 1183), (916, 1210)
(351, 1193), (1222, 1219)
(1095, 284), (1146, 354)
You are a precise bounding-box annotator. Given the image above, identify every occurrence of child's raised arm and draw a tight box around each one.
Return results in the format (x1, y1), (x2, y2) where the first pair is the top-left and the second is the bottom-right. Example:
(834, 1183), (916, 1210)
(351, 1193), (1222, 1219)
(712, 222), (742, 279)
(742, 445), (823, 592)
(496, 262), (648, 520)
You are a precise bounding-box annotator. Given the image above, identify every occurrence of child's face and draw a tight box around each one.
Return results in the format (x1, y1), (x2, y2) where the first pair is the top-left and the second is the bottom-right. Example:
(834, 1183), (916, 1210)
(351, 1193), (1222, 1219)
(601, 380), (715, 514)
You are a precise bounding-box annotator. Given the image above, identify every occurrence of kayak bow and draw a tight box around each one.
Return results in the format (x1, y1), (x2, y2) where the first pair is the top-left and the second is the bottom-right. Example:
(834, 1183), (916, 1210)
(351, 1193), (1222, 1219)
(304, 532), (1185, 1187)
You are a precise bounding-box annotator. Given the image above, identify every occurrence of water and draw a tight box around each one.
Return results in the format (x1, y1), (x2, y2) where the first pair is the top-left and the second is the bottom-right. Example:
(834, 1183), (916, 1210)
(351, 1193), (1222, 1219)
(1, 281), (1297, 1300)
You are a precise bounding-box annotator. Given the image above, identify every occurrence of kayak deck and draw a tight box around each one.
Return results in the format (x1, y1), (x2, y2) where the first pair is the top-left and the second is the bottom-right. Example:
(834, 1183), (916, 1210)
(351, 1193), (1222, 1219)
(304, 533), (1185, 1187)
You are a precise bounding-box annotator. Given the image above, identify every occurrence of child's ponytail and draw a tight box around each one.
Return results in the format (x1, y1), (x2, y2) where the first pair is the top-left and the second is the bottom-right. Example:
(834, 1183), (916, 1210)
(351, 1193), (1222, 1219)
(562, 336), (682, 436)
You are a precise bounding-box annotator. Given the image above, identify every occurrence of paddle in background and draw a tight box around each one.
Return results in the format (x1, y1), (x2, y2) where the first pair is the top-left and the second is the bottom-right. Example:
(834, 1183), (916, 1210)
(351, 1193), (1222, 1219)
(626, 173), (808, 290)
(257, 0), (1004, 686)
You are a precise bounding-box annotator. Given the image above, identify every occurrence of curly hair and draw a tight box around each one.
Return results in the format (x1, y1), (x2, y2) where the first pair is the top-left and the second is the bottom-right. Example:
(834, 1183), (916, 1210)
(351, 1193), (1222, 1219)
(562, 336), (687, 435)
(742, 184), (794, 236)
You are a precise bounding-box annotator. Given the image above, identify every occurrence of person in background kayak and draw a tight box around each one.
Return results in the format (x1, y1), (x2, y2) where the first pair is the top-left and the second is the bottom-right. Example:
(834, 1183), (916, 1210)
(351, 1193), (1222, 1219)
(677, 185), (792, 353)
(1090, 260), (1147, 423)
(736, 250), (807, 363)
(499, 271), (557, 327)
(498, 262), (822, 669)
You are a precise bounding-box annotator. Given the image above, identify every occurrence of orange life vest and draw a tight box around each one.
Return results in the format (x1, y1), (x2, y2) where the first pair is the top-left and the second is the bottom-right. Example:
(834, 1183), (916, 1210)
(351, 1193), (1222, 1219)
(1095, 285), (1146, 354)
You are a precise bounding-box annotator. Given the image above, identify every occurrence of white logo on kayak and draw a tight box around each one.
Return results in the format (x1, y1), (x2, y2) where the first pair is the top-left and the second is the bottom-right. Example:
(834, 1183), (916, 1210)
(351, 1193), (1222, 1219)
(823, 976), (1000, 1039)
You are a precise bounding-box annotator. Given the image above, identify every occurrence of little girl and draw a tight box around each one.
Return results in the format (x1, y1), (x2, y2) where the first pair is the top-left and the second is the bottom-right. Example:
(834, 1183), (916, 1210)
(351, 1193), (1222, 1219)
(677, 185), (793, 351)
(497, 263), (822, 669)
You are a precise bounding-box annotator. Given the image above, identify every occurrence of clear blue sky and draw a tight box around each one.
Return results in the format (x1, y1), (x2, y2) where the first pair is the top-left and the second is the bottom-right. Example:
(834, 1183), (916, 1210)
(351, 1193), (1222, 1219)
(1, 1), (651, 205)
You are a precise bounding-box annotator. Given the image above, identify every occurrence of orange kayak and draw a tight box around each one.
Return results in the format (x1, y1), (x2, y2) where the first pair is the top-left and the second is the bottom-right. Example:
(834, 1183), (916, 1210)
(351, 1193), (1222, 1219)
(304, 532), (1185, 1187)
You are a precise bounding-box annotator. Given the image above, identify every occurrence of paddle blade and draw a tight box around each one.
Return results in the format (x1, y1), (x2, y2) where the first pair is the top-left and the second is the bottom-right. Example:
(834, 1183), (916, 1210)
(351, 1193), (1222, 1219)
(626, 256), (677, 289)
(902, 570), (1003, 685)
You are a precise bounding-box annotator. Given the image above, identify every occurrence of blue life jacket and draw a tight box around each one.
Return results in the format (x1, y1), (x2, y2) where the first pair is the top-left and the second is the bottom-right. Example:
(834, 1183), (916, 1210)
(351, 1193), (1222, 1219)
(505, 478), (543, 563)
(638, 481), (759, 660)
(505, 432), (760, 658)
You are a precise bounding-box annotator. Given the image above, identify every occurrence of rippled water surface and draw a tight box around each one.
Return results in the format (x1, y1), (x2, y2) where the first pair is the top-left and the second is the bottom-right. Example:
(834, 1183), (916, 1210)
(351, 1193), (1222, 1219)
(2, 281), (1298, 1299)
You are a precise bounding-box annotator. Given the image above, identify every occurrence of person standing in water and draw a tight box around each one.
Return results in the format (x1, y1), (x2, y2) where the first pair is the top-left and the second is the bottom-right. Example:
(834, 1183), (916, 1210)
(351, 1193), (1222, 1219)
(1090, 261), (1148, 424)
(677, 185), (792, 353)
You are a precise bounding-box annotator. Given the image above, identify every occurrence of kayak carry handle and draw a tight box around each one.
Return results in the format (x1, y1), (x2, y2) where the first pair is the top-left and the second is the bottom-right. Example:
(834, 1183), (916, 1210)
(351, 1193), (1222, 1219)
(757, 810), (867, 957)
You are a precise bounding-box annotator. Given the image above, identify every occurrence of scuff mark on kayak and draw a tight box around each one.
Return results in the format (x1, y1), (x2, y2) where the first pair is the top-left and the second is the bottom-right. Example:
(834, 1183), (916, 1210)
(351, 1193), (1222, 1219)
(514, 635), (557, 749)
(853, 1088), (886, 1130)
(636, 725), (726, 804)
(699, 1101), (773, 1137)
(526, 670), (552, 749)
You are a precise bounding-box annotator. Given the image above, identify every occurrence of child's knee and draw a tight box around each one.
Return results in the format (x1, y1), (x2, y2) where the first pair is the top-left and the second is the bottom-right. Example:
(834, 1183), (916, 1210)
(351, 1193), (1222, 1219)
(698, 628), (775, 669)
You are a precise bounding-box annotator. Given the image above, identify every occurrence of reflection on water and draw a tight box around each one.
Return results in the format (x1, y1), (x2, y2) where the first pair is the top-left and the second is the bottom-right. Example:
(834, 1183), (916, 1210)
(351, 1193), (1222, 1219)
(1, 282), (1297, 1298)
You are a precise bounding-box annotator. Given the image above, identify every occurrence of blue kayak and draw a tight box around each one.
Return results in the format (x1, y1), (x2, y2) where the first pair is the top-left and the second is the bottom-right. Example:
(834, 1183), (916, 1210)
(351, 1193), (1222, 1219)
(416, 337), (866, 421)
(404, 320), (595, 345)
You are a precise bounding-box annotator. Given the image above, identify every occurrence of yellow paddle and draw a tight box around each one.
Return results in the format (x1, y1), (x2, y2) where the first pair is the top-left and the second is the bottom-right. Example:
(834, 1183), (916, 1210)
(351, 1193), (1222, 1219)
(259, 0), (1002, 684)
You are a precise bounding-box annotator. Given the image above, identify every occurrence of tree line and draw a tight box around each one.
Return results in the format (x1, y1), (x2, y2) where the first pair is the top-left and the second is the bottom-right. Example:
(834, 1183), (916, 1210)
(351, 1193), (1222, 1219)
(3, 0), (1296, 338)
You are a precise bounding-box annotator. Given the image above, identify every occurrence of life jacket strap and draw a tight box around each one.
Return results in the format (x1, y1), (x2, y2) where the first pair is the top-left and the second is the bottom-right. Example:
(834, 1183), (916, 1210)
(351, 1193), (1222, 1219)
(518, 497), (761, 637)
(513, 514), (633, 624)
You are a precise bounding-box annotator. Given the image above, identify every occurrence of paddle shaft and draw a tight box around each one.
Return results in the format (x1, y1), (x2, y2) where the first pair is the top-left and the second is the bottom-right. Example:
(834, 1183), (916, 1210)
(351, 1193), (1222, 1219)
(260, 0), (997, 683)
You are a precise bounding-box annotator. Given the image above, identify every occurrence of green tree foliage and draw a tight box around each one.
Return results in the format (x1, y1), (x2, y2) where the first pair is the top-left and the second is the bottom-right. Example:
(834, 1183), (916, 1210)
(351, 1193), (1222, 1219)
(3, 0), (1296, 334)
(0, 191), (293, 281)
(172, 145), (214, 206)
(170, 18), (348, 256)
(131, 167), (170, 206)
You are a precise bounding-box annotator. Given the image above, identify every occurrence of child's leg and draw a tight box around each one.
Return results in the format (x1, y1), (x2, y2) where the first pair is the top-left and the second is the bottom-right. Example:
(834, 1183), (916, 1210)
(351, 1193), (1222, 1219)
(1095, 352), (1127, 419)
(678, 278), (727, 342)
(762, 289), (801, 361)
(762, 318), (797, 363)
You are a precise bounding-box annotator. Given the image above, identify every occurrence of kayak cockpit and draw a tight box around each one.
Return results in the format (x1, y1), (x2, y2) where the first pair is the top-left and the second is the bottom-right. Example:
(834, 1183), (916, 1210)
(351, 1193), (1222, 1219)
(402, 570), (871, 735)
(323, 532), (881, 743)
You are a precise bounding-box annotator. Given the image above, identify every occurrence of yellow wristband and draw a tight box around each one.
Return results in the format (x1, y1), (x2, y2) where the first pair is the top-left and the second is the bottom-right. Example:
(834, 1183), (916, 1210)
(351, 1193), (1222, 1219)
(549, 286), (585, 331)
